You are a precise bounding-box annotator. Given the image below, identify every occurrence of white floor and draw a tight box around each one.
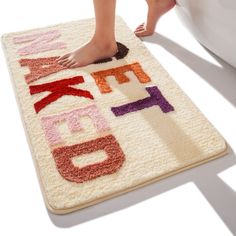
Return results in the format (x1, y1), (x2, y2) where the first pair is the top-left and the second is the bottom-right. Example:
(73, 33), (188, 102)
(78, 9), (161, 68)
(0, 1), (236, 235)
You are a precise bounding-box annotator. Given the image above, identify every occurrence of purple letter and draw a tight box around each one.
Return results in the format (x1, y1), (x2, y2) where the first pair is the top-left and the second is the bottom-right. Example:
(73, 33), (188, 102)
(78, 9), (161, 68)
(111, 86), (174, 116)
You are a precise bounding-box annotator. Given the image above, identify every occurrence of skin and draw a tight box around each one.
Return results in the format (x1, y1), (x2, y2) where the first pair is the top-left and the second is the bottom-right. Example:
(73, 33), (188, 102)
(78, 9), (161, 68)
(56, 0), (176, 68)
(134, 0), (176, 37)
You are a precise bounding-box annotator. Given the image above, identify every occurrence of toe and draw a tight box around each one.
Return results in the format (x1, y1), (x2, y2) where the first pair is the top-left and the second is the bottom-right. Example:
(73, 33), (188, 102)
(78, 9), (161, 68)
(134, 23), (145, 32)
(69, 63), (80, 69)
(56, 53), (70, 62)
(135, 30), (149, 37)
(59, 59), (70, 67)
(66, 60), (77, 68)
(135, 27), (145, 33)
(134, 25), (154, 37)
(63, 57), (75, 67)
(135, 26), (144, 32)
(135, 26), (145, 33)
(58, 58), (70, 65)
(63, 60), (71, 67)
(59, 56), (74, 66)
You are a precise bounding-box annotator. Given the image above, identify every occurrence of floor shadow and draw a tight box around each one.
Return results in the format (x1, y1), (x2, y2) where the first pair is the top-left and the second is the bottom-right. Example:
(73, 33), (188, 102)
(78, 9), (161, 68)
(143, 32), (236, 107)
(48, 34), (236, 235)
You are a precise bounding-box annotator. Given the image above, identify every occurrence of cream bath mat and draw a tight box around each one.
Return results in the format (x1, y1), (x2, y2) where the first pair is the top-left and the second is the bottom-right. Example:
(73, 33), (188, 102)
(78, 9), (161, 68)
(1, 15), (228, 214)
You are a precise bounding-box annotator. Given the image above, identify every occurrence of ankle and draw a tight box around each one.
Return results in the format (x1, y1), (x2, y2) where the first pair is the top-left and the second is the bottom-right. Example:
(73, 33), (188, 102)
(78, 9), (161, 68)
(91, 36), (117, 53)
(147, 0), (176, 8)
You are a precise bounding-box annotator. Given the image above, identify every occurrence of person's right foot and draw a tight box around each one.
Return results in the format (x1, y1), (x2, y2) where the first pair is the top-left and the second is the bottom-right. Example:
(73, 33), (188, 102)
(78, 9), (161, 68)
(56, 38), (118, 68)
(134, 0), (176, 37)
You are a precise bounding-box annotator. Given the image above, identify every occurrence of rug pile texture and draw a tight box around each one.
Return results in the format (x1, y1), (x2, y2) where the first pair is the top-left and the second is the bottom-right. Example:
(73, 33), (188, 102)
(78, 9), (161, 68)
(1, 16), (228, 214)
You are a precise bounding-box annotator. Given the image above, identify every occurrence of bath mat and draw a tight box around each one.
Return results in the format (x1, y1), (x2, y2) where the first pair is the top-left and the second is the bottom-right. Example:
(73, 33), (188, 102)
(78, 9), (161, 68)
(1, 15), (228, 214)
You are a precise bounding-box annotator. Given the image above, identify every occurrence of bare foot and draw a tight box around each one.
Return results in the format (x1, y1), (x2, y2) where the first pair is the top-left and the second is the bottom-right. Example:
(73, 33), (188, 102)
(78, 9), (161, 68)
(56, 38), (118, 68)
(134, 0), (176, 37)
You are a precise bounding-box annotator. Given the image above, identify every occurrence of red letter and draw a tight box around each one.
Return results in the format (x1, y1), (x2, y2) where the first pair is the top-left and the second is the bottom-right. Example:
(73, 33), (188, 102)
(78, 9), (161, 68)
(29, 76), (94, 113)
(52, 134), (126, 183)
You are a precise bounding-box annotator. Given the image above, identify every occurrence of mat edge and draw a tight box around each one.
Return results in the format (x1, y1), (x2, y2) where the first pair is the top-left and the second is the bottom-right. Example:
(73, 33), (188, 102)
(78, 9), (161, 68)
(1, 35), (52, 210)
(48, 141), (229, 215)
(0, 15), (126, 38)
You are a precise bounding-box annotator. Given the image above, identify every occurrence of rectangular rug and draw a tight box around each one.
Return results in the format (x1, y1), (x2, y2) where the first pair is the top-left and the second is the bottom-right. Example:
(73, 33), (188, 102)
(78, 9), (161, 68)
(1, 15), (228, 214)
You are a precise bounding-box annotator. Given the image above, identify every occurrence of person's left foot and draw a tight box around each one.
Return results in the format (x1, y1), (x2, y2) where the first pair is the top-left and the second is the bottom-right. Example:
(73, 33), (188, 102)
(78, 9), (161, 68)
(134, 0), (176, 37)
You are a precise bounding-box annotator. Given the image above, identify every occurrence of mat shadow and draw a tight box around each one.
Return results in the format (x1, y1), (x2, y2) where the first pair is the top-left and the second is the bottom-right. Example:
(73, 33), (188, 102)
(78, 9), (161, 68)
(48, 151), (236, 232)
(144, 33), (236, 107)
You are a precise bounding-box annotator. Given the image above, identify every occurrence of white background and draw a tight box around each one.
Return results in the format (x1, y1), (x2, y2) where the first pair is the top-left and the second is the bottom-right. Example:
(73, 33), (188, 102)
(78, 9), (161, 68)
(0, 0), (236, 235)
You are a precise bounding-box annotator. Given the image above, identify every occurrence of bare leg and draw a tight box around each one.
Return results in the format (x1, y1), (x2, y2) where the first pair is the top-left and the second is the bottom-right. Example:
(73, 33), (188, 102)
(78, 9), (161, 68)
(57, 0), (118, 68)
(134, 0), (176, 37)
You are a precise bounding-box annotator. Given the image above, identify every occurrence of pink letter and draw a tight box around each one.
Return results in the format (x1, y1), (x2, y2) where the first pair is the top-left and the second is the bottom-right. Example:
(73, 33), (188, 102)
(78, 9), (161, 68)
(41, 104), (110, 146)
(13, 30), (66, 56)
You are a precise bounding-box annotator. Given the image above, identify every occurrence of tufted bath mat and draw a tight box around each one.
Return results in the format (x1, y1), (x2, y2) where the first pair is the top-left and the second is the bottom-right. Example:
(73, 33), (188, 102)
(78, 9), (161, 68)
(1, 15), (228, 214)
